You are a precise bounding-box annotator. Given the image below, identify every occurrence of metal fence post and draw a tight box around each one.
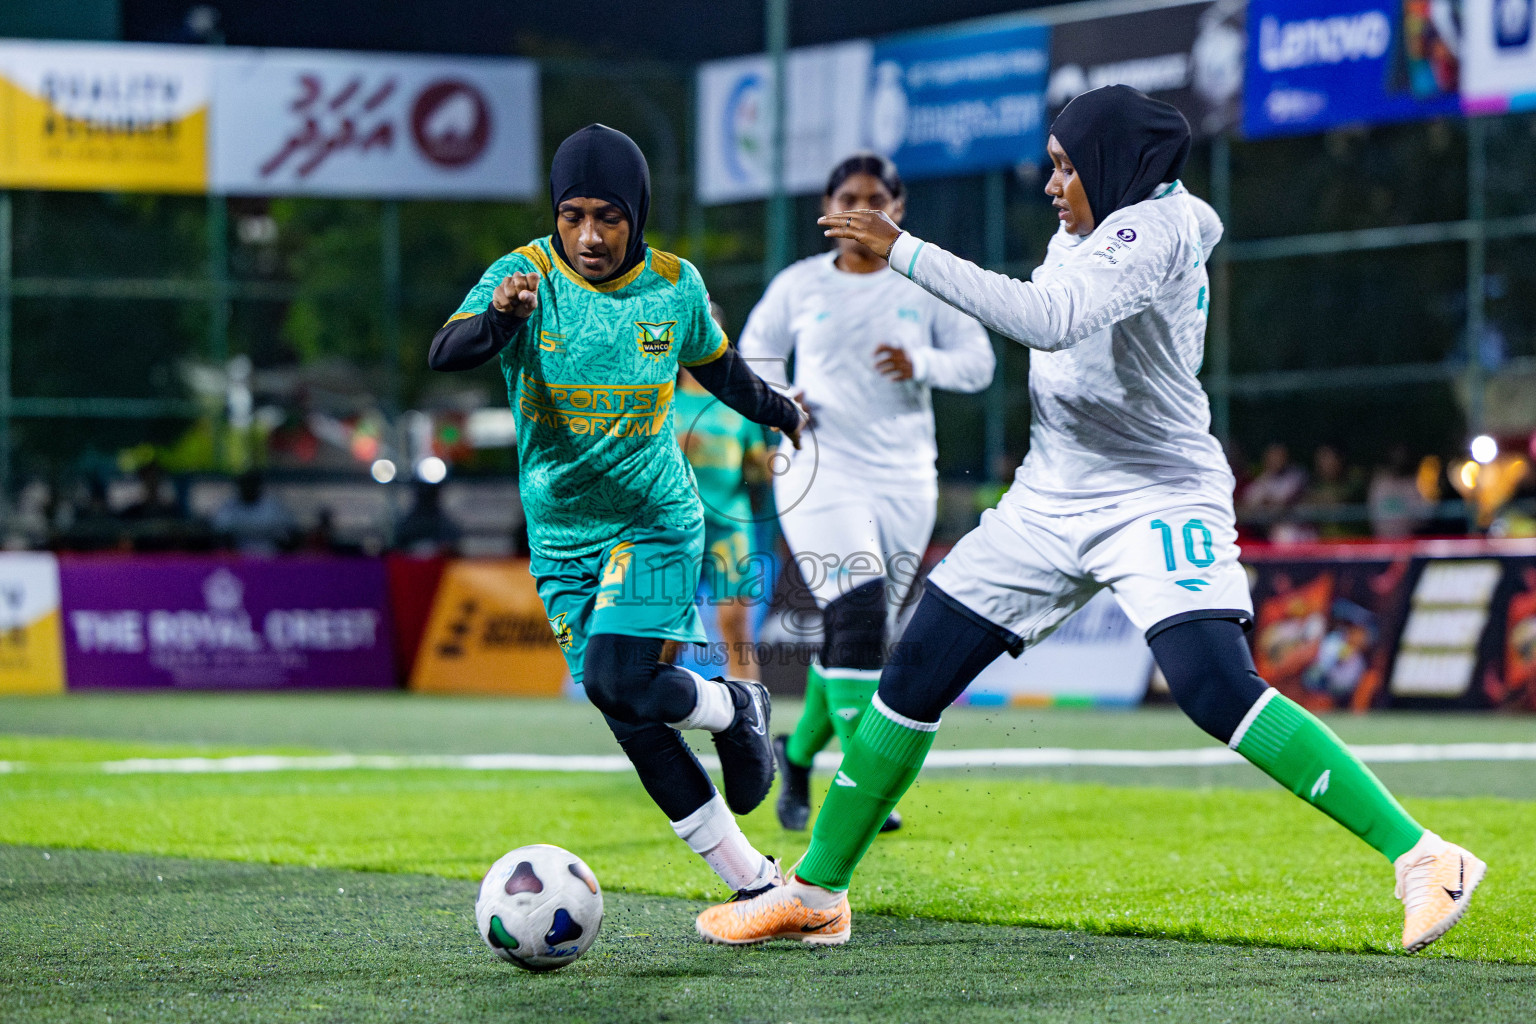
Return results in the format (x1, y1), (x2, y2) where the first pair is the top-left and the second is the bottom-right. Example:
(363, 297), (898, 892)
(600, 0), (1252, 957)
(207, 192), (229, 469)
(1464, 116), (1488, 441)
(381, 199), (402, 413)
(763, 0), (791, 283)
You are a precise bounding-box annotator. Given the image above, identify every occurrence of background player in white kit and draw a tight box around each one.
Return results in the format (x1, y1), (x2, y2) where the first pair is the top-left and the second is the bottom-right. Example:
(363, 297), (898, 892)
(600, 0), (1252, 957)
(699, 86), (1485, 954)
(738, 154), (994, 833)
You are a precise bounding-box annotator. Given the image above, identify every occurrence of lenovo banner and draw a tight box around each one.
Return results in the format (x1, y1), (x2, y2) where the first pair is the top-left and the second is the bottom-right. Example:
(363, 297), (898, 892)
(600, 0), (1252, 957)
(59, 556), (395, 689)
(1047, 0), (1246, 140)
(1243, 0), (1460, 138)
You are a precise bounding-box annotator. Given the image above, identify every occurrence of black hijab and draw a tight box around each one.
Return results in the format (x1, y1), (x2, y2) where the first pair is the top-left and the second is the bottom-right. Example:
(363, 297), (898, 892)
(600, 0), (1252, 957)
(548, 124), (651, 282)
(1049, 85), (1191, 228)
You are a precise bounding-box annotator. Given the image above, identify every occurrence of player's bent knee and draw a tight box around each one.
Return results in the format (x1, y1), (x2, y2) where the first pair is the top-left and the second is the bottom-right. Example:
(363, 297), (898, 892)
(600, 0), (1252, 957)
(1148, 616), (1268, 744)
(822, 580), (886, 670)
(583, 633), (668, 724)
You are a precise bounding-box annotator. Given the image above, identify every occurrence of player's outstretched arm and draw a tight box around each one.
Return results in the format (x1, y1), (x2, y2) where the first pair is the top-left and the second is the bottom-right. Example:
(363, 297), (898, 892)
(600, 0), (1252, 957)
(428, 273), (539, 372)
(688, 346), (809, 449)
(820, 211), (1161, 353)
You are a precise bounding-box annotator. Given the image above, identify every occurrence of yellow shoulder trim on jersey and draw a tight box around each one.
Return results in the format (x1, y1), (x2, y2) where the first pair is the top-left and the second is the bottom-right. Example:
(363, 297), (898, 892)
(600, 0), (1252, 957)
(514, 242), (553, 277)
(443, 310), (476, 326)
(680, 336), (730, 367)
(649, 249), (682, 286)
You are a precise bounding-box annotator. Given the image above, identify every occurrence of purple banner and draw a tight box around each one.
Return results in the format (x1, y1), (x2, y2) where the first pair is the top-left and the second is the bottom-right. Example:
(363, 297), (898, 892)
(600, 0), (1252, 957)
(60, 556), (395, 689)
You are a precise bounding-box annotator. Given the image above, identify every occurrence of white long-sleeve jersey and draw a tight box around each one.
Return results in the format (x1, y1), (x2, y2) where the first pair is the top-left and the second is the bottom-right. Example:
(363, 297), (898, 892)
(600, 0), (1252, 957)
(887, 181), (1233, 512)
(738, 251), (995, 495)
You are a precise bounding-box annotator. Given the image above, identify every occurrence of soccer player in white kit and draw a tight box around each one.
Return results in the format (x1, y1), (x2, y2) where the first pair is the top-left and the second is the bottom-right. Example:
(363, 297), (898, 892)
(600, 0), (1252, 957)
(699, 86), (1485, 953)
(738, 154), (994, 834)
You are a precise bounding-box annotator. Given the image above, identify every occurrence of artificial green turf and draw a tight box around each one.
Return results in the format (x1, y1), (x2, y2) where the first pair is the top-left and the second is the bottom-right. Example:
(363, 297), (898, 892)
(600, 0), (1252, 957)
(5, 845), (1535, 1024)
(2, 737), (1532, 963)
(9, 693), (1536, 799)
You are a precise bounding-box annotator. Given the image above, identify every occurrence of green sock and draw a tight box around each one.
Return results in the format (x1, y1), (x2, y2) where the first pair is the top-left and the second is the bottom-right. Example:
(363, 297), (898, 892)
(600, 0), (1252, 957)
(795, 697), (936, 891)
(1234, 691), (1424, 862)
(784, 663), (835, 768)
(823, 667), (881, 744)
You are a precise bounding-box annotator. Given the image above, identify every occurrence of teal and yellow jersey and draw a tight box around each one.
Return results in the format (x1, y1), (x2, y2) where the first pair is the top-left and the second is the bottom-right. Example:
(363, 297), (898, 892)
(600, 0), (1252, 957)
(673, 384), (763, 528)
(449, 236), (728, 559)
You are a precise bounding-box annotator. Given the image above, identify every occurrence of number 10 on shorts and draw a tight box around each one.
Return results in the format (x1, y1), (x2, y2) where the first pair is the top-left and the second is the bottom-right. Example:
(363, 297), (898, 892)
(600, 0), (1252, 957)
(1150, 518), (1214, 572)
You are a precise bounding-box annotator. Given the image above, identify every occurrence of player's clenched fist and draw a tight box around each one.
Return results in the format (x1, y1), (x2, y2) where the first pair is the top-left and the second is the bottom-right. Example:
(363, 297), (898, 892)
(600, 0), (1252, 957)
(492, 272), (540, 319)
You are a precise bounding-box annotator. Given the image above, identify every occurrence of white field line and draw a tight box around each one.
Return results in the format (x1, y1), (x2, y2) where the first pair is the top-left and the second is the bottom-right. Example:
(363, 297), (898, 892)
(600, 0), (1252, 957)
(5, 741), (1525, 775)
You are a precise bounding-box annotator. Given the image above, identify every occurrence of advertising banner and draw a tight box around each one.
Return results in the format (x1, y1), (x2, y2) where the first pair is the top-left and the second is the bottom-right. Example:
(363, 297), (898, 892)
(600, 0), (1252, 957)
(1242, 0), (1460, 139)
(959, 590), (1154, 706)
(410, 559), (566, 696)
(59, 556), (395, 689)
(0, 552), (65, 694)
(865, 22), (1050, 180)
(211, 49), (539, 198)
(1387, 554), (1536, 708)
(1246, 552), (1411, 711)
(696, 41), (872, 204)
(1047, 1), (1246, 140)
(1461, 0), (1536, 113)
(0, 41), (211, 192)
(1245, 543), (1536, 711)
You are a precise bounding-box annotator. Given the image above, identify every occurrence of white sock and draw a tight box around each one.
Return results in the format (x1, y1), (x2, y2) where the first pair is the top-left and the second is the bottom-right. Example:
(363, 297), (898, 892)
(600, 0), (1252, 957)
(666, 668), (735, 732)
(785, 871), (846, 909)
(670, 793), (772, 891)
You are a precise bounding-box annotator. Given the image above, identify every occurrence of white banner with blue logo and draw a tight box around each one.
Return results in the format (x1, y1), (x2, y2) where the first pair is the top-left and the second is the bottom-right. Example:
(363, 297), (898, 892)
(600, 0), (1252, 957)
(865, 22), (1050, 181)
(1462, 0), (1536, 113)
(1242, 0), (1460, 138)
(696, 41), (871, 205)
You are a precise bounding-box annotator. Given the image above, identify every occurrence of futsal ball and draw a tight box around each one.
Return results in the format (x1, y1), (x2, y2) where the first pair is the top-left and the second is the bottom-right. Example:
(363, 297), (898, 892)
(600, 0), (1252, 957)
(475, 844), (603, 971)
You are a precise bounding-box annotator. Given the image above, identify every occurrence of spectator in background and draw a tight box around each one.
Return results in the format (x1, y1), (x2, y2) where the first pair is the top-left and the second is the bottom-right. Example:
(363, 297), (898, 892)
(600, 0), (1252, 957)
(213, 470), (297, 556)
(394, 480), (461, 557)
(1302, 444), (1366, 539)
(56, 477), (128, 551)
(1239, 443), (1307, 535)
(1368, 445), (1432, 539)
(121, 461), (179, 521)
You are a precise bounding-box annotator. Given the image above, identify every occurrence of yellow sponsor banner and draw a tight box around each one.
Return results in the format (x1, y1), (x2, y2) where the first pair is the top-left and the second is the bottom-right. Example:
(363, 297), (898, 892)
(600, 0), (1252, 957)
(0, 553), (65, 694)
(0, 41), (210, 193)
(410, 559), (567, 696)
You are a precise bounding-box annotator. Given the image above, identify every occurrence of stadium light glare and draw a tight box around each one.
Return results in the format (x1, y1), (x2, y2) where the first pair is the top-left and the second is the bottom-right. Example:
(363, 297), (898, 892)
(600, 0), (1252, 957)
(370, 459), (397, 484)
(1471, 435), (1498, 465)
(416, 456), (448, 484)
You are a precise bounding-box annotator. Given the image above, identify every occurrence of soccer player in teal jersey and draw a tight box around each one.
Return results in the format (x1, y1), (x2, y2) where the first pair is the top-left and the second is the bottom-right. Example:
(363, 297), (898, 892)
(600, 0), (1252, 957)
(430, 125), (806, 900)
(674, 330), (770, 681)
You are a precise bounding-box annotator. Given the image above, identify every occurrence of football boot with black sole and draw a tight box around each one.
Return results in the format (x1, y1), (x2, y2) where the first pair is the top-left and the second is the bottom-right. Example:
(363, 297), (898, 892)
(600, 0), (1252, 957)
(774, 734), (812, 831)
(713, 678), (775, 814)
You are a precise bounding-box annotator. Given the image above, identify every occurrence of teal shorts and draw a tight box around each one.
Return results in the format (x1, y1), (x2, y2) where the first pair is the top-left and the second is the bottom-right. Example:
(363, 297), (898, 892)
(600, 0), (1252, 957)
(701, 519), (758, 602)
(531, 524), (707, 687)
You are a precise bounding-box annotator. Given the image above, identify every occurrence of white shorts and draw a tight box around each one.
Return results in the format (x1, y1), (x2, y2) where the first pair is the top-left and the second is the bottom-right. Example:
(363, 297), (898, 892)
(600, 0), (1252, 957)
(928, 483), (1253, 651)
(775, 471), (936, 625)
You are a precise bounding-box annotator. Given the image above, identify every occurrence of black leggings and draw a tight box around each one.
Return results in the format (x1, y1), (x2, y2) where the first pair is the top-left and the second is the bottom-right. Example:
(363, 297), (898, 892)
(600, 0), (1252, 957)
(821, 579), (887, 670)
(583, 633), (716, 821)
(877, 587), (1267, 741)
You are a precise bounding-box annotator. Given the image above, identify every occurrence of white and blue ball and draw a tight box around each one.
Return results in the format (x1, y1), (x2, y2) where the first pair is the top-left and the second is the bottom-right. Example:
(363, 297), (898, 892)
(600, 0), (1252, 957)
(475, 844), (603, 971)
